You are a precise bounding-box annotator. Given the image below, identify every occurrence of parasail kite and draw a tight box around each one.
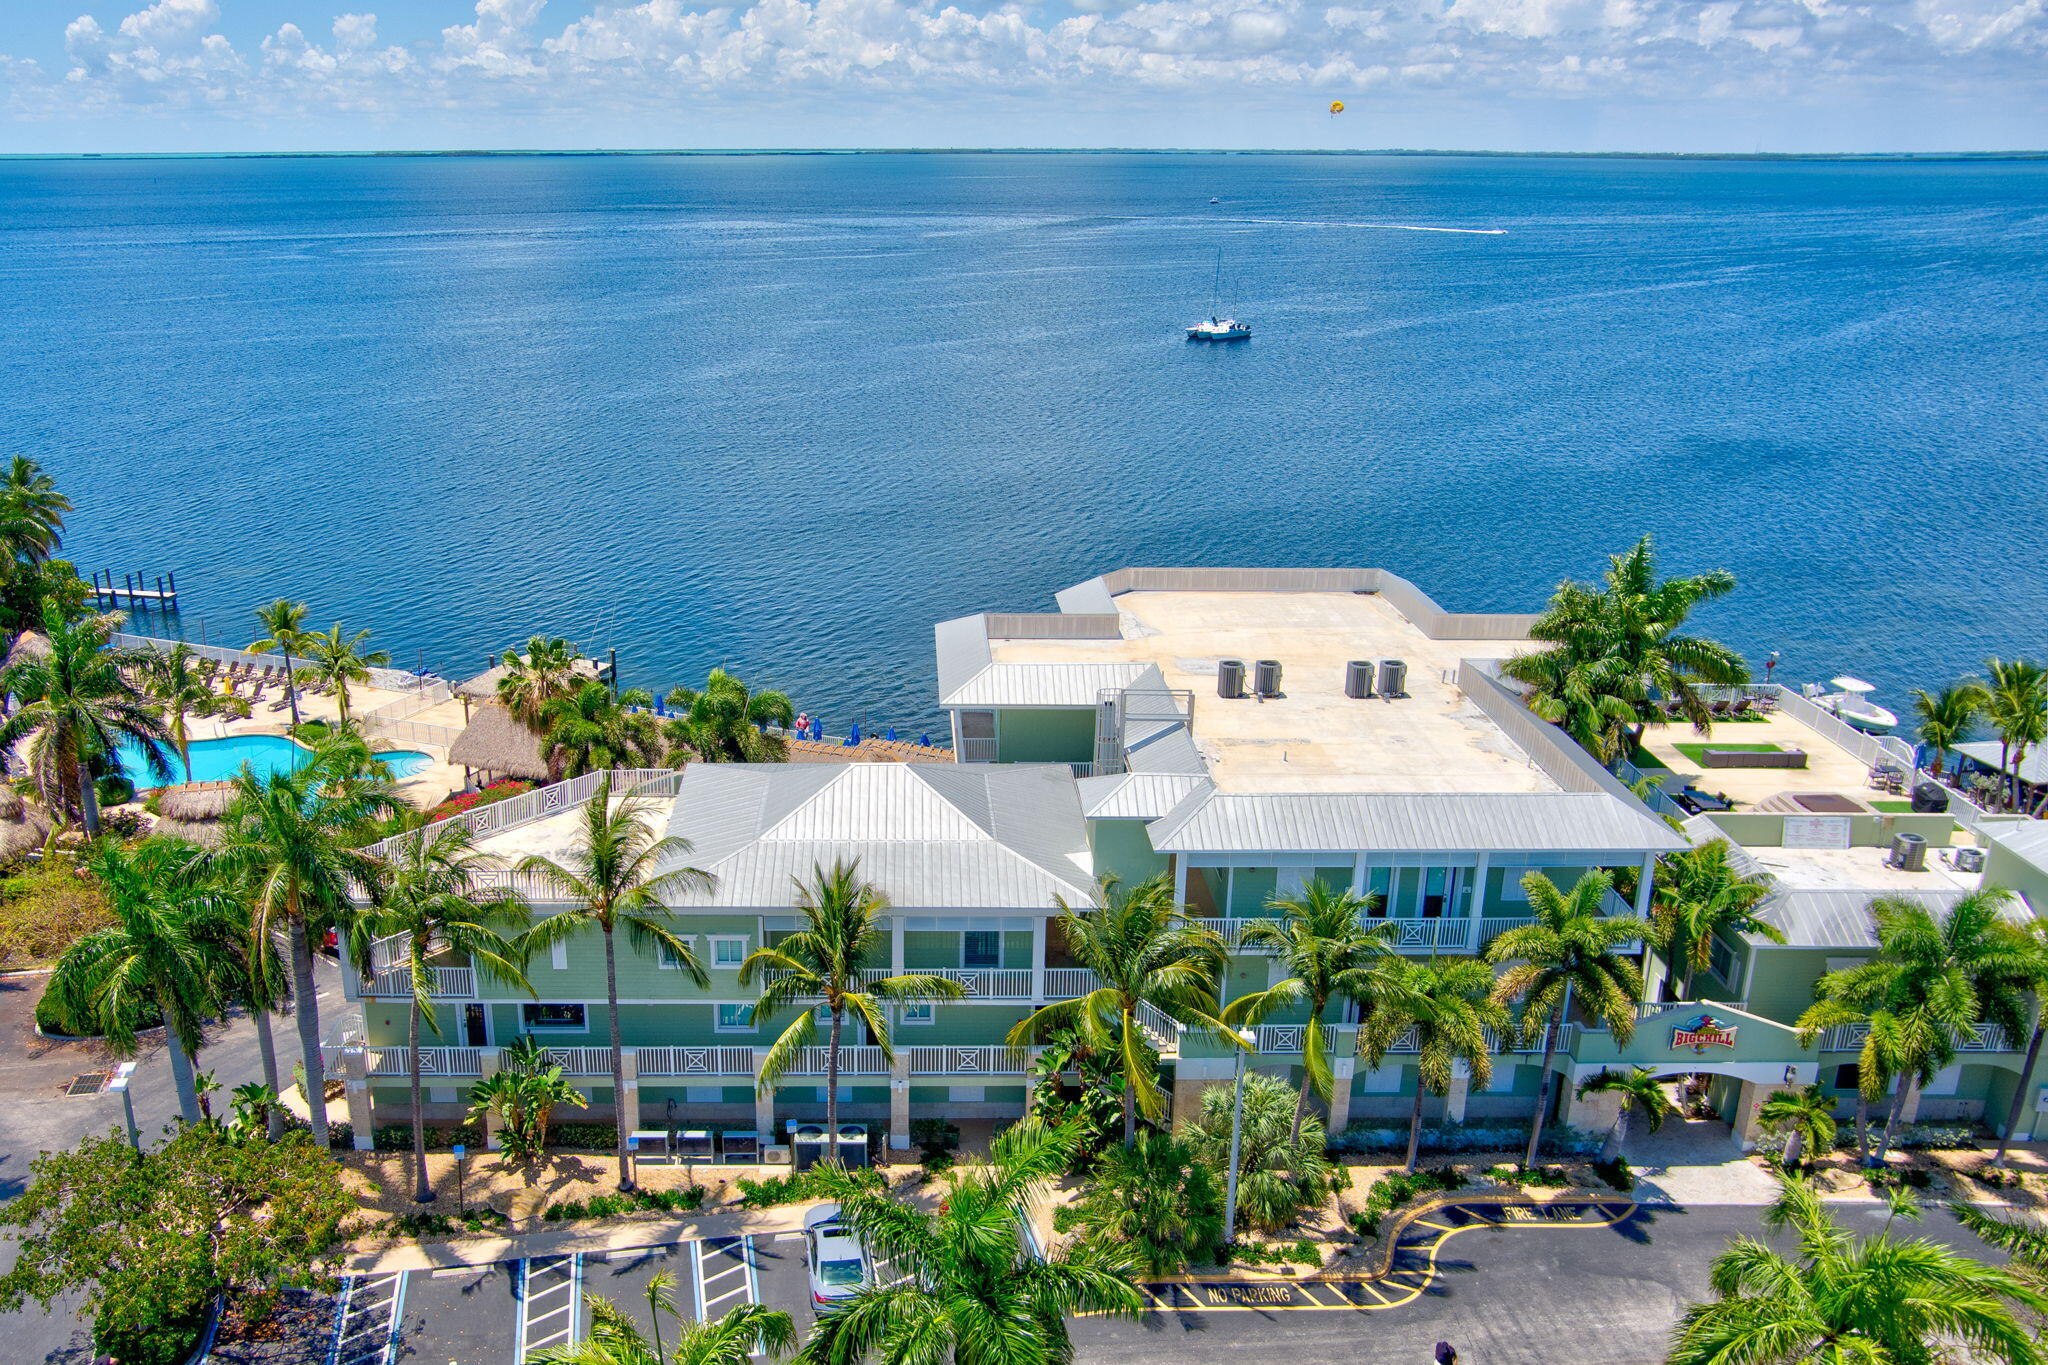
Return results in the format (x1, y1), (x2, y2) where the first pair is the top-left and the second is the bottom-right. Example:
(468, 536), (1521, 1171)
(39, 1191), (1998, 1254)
(1329, 100), (1345, 116)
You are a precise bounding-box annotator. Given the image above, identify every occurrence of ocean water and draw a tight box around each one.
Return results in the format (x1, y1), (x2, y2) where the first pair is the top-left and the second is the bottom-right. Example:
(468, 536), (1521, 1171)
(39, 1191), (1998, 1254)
(4, 153), (2046, 734)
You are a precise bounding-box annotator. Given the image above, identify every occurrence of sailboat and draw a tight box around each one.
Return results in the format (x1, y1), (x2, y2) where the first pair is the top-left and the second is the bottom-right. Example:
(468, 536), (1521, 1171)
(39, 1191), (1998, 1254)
(1186, 251), (1251, 341)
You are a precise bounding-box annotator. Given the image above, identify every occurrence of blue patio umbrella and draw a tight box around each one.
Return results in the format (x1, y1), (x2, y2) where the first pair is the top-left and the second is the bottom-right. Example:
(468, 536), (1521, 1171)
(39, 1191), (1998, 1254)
(810, 719), (824, 742)
(918, 733), (931, 748)
(885, 728), (898, 743)
(845, 723), (861, 746)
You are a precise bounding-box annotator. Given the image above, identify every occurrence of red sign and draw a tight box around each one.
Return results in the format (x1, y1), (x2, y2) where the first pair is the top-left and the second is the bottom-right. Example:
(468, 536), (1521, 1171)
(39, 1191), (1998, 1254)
(1672, 1013), (1738, 1053)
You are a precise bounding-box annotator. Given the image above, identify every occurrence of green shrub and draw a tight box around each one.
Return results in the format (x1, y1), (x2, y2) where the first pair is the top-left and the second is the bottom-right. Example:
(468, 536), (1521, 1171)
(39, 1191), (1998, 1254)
(388, 1207), (510, 1239)
(1220, 1239), (1322, 1268)
(93, 1299), (210, 1365)
(1487, 1163), (1572, 1188)
(35, 988), (160, 1038)
(94, 775), (134, 809)
(370, 1123), (485, 1153)
(1330, 1119), (1602, 1158)
(546, 1122), (619, 1150)
(0, 863), (112, 969)
(1865, 1166), (1934, 1190)
(544, 1186), (708, 1222)
(732, 1165), (884, 1209)
(1353, 1166), (1467, 1236)
(1973, 1167), (2021, 1189)
(1592, 1157), (1634, 1191)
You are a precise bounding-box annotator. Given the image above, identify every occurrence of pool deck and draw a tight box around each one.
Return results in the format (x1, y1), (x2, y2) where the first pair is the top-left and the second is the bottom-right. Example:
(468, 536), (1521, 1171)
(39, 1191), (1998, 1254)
(1635, 711), (1883, 811)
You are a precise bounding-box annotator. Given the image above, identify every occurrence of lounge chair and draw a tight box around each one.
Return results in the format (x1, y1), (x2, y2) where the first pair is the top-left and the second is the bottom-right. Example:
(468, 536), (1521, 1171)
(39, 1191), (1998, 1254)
(249, 681), (268, 702)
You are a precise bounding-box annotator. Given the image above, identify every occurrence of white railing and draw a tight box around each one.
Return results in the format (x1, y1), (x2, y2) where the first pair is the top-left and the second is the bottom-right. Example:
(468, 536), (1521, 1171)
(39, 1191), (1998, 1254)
(929, 968), (1033, 999)
(1730, 684), (1917, 771)
(1044, 968), (1102, 997)
(1191, 917), (1283, 950)
(636, 1046), (756, 1077)
(540, 1046), (619, 1075)
(112, 633), (429, 694)
(1134, 1001), (1183, 1053)
(907, 1045), (1031, 1075)
(363, 1046), (485, 1078)
(1816, 1021), (2011, 1053)
(361, 965), (476, 998)
(1615, 757), (1688, 820)
(364, 767), (683, 864)
(790, 1045), (887, 1076)
(1479, 916), (1534, 944)
(1255, 1023), (1340, 1055)
(1390, 918), (1473, 951)
(359, 680), (454, 726)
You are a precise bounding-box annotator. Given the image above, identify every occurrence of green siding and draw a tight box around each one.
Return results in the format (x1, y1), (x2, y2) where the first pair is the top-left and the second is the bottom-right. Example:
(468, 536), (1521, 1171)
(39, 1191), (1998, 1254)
(1743, 947), (1855, 1027)
(1089, 819), (1169, 885)
(994, 709), (1095, 764)
(1227, 868), (1278, 917)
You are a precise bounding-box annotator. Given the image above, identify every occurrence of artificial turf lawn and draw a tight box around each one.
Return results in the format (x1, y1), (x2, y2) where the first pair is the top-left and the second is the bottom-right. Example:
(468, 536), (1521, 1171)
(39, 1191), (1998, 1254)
(1671, 741), (1784, 765)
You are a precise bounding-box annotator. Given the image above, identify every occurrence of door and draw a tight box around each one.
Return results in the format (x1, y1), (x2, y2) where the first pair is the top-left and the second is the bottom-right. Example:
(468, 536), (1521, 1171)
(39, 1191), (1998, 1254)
(463, 1003), (489, 1048)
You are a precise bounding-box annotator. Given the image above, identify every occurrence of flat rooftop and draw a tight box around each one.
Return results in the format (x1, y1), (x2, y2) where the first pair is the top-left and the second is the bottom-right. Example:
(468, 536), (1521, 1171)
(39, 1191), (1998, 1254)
(1745, 841), (1981, 896)
(1636, 710), (1892, 812)
(987, 589), (1551, 795)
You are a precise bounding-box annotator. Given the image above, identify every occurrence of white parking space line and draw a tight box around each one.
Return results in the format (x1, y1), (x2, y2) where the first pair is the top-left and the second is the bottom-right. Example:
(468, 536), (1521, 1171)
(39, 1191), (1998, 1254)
(327, 1270), (403, 1365)
(519, 1254), (582, 1359)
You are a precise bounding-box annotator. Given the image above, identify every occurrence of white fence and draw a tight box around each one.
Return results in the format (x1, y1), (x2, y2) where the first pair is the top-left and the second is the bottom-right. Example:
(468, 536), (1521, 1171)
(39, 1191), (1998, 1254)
(907, 1045), (1031, 1075)
(1043, 968), (1102, 997)
(361, 965), (476, 998)
(790, 1045), (887, 1076)
(362, 1046), (485, 1078)
(112, 632), (430, 694)
(637, 1046), (757, 1077)
(1390, 918), (1471, 950)
(364, 767), (683, 864)
(1816, 1020), (2011, 1053)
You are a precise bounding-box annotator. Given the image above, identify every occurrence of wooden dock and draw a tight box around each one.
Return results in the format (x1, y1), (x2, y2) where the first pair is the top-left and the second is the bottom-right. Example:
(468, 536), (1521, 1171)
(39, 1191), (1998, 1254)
(88, 570), (179, 611)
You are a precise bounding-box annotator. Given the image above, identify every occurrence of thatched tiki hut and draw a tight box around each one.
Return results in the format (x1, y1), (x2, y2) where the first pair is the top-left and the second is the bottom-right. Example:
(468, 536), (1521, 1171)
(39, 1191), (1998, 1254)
(152, 781), (236, 847)
(447, 703), (551, 787)
(0, 786), (51, 860)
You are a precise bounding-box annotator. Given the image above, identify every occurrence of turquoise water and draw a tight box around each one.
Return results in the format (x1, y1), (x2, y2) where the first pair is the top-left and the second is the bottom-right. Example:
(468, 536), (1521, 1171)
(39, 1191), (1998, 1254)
(7, 154), (2047, 729)
(114, 734), (432, 789)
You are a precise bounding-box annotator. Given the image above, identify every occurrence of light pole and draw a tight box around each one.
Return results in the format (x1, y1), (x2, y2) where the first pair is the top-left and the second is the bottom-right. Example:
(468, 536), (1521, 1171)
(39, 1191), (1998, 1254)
(1223, 1026), (1257, 1244)
(108, 1061), (140, 1155)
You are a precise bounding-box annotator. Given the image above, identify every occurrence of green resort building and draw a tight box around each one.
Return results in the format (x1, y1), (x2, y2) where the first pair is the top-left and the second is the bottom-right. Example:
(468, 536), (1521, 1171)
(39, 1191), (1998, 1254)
(336, 568), (2048, 1154)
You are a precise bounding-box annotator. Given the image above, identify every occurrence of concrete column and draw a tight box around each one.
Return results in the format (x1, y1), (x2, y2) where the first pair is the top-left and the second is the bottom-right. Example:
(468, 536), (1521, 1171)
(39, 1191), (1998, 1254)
(889, 1053), (911, 1149)
(1445, 1061), (1472, 1125)
(1325, 1055), (1357, 1134)
(891, 917), (905, 975)
(341, 1048), (375, 1152)
(1468, 852), (1490, 951)
(1561, 1072), (1623, 1136)
(616, 1047), (641, 1132)
(477, 1048), (504, 1151)
(1023, 1047), (1044, 1114)
(1030, 917), (1047, 1003)
(1635, 854), (1656, 919)
(1731, 1079), (1772, 1151)
(753, 1049), (776, 1137)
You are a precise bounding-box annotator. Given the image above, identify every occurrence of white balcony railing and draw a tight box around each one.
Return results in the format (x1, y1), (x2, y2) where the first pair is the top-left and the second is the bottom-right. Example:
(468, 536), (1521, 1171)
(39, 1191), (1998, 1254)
(1191, 917), (1284, 951)
(1390, 918), (1472, 951)
(636, 1046), (756, 1077)
(1478, 916), (1535, 944)
(927, 968), (1033, 999)
(361, 1046), (486, 1079)
(1043, 968), (1102, 997)
(361, 965), (476, 999)
(789, 1045), (888, 1076)
(907, 1045), (1031, 1075)
(1817, 1021), (2011, 1054)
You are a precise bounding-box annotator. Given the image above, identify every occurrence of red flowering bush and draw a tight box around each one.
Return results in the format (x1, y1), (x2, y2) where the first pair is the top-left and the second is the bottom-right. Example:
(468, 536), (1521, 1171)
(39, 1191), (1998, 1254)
(427, 779), (536, 823)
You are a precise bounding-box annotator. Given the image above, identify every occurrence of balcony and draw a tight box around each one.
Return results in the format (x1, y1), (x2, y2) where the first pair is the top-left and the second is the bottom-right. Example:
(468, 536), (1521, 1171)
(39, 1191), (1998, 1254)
(1817, 1020), (2012, 1054)
(360, 965), (476, 999)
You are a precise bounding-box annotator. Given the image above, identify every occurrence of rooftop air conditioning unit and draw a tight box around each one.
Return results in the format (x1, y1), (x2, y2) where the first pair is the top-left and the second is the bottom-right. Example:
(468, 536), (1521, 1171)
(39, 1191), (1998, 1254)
(1345, 660), (1375, 699)
(1955, 846), (1986, 874)
(1377, 659), (1408, 699)
(1254, 659), (1283, 698)
(1888, 832), (1927, 872)
(791, 1123), (829, 1171)
(1217, 659), (1245, 699)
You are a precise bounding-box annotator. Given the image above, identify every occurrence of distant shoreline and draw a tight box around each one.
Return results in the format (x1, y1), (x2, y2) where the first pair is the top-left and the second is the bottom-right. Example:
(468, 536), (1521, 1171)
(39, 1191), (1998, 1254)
(6, 147), (2047, 164)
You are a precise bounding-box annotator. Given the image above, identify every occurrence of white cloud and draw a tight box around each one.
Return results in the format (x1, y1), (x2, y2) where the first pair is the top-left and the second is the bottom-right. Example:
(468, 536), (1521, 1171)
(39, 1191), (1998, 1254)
(11, 0), (2048, 131)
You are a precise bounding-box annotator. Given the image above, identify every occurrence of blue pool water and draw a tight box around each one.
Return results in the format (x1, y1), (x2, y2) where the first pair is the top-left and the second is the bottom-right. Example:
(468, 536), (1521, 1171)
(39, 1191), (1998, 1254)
(114, 734), (433, 789)
(6, 154), (2047, 731)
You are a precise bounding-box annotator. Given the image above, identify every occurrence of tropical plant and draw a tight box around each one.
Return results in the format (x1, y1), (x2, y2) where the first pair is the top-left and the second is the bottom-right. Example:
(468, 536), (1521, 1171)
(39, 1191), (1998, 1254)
(533, 1287), (796, 1365)
(1007, 873), (1230, 1143)
(1178, 1070), (1333, 1234)
(1234, 878), (1397, 1141)
(209, 761), (396, 1149)
(1361, 957), (1509, 1172)
(1991, 919), (2048, 1169)
(661, 668), (797, 764)
(1486, 869), (1650, 1169)
(48, 839), (236, 1123)
(1795, 988), (1896, 1166)
(137, 641), (227, 784)
(496, 636), (586, 728)
(1949, 1201), (2048, 1290)
(1501, 536), (1748, 765)
(1651, 838), (1780, 999)
(1064, 1130), (1224, 1275)
(360, 820), (532, 1201)
(1024, 1025), (1125, 1163)
(517, 777), (713, 1190)
(539, 679), (662, 780)
(797, 1121), (1142, 1365)
(1910, 683), (1981, 778)
(0, 455), (71, 567)
(300, 623), (391, 724)
(1574, 1066), (1676, 1162)
(1971, 659), (2048, 813)
(0, 603), (171, 835)
(1756, 1085), (1837, 1171)
(742, 859), (963, 1135)
(467, 1037), (587, 1161)
(1666, 1174), (2048, 1365)
(249, 599), (312, 729)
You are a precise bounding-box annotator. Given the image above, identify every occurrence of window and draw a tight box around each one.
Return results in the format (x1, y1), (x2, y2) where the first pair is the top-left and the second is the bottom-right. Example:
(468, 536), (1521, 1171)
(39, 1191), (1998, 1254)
(659, 936), (696, 970)
(716, 1003), (755, 1033)
(963, 931), (1001, 968)
(1706, 935), (1736, 984)
(522, 1003), (586, 1031)
(1833, 1063), (1860, 1092)
(949, 1085), (986, 1103)
(685, 1085), (723, 1104)
(901, 1002), (934, 1026)
(958, 711), (996, 762)
(1363, 868), (1392, 917)
(550, 939), (569, 970)
(710, 936), (749, 968)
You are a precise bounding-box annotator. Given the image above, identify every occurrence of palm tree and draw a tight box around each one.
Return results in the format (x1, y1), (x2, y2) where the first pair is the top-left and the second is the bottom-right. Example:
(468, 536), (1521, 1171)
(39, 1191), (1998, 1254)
(742, 859), (964, 1136)
(534, 1290), (795, 1365)
(1233, 879), (1397, 1140)
(49, 839), (236, 1124)
(1008, 874), (1231, 1144)
(1179, 1070), (1334, 1232)
(1971, 659), (2048, 813)
(1668, 1174), (2048, 1365)
(539, 680), (662, 780)
(249, 599), (312, 729)
(1360, 957), (1506, 1172)
(798, 1121), (1142, 1365)
(496, 636), (585, 728)
(1910, 683), (1980, 778)
(0, 456), (71, 566)
(1756, 1084), (1837, 1171)
(1991, 920), (2048, 1169)
(661, 668), (797, 764)
(209, 761), (395, 1149)
(301, 624), (390, 725)
(1486, 869), (1650, 1169)
(138, 642), (226, 783)
(516, 777), (713, 1191)
(1502, 536), (1748, 764)
(1949, 1202), (2048, 1290)
(0, 604), (172, 835)
(361, 820), (532, 1201)
(1575, 1066), (1676, 1162)
(1651, 838), (1780, 1000)
(1795, 986), (1898, 1167)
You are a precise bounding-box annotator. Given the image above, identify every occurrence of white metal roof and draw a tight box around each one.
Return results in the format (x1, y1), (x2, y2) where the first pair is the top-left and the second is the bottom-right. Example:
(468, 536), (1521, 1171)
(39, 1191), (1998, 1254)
(1955, 741), (2048, 787)
(1148, 791), (1686, 855)
(941, 661), (1150, 709)
(658, 763), (1095, 909)
(1077, 772), (1214, 820)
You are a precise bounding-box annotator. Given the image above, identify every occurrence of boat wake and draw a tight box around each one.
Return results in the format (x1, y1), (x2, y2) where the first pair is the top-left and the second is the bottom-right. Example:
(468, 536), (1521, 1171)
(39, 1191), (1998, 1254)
(1218, 216), (1507, 235)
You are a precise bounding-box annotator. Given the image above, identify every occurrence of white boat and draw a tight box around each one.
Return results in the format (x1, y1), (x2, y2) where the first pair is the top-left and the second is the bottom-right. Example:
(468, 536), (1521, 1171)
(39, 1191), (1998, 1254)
(1803, 675), (1899, 735)
(1187, 250), (1250, 341)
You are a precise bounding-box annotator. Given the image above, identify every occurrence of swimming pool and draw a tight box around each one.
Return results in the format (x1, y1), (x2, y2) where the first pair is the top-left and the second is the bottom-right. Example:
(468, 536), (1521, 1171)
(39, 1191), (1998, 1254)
(113, 734), (433, 789)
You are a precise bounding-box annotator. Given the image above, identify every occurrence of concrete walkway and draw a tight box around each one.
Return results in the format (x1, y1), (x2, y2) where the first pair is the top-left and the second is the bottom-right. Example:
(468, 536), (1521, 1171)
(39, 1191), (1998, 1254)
(1623, 1114), (1782, 1205)
(341, 1199), (829, 1274)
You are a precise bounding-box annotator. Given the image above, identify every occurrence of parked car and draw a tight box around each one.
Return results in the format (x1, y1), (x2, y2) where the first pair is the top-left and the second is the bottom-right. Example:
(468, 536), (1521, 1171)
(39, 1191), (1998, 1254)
(803, 1203), (867, 1305)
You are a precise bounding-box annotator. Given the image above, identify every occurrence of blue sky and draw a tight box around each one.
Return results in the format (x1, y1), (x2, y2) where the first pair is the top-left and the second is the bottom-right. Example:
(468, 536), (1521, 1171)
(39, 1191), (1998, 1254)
(0, 0), (2042, 153)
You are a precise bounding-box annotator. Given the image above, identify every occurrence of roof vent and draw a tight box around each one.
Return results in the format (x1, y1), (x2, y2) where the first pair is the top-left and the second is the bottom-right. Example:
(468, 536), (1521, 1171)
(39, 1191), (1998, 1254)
(1217, 659), (1245, 699)
(1377, 658), (1408, 699)
(1345, 660), (1375, 699)
(1254, 659), (1283, 698)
